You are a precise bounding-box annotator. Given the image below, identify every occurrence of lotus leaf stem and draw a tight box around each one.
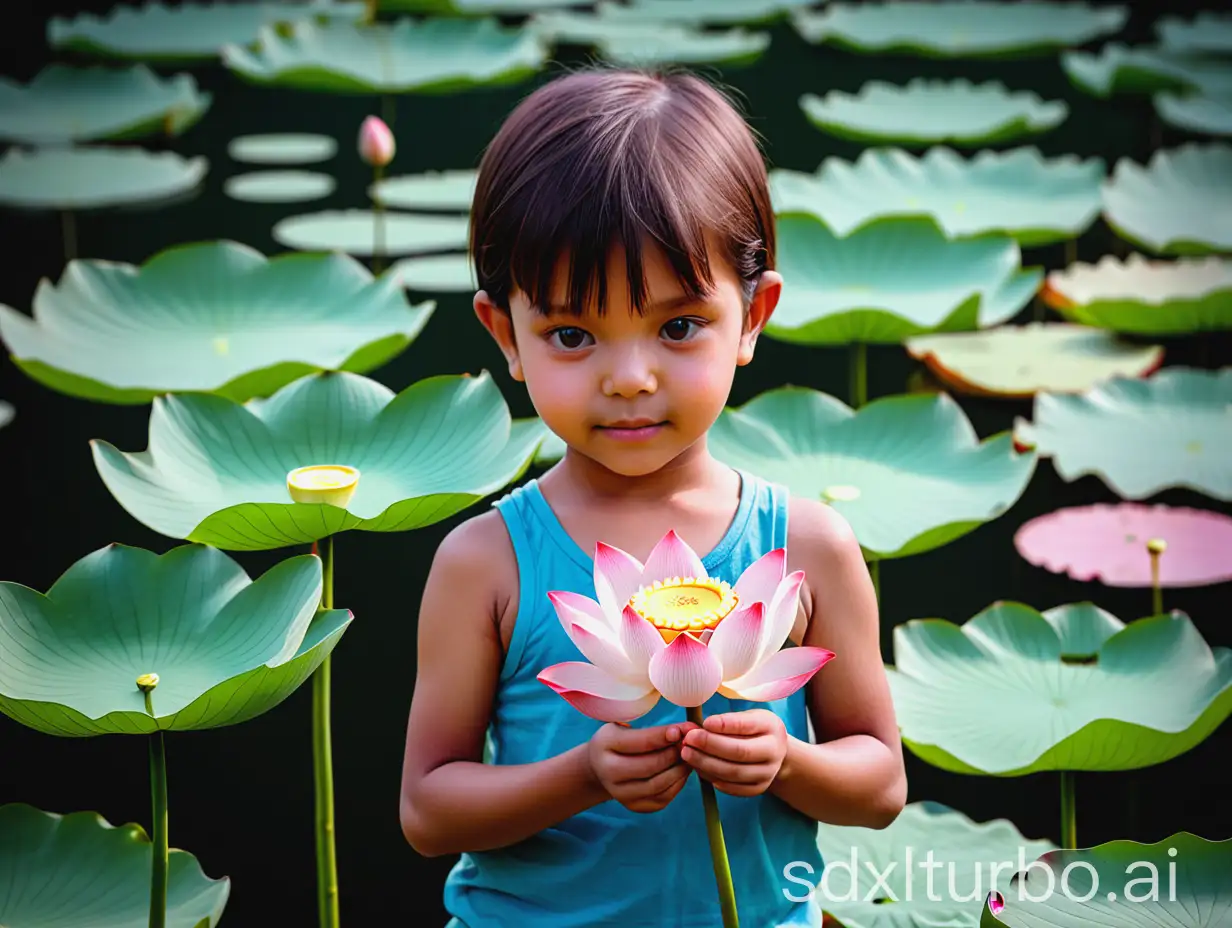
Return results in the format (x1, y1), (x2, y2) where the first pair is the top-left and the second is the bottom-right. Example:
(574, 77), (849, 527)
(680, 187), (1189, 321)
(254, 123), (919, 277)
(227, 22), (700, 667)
(1059, 770), (1076, 849)
(686, 704), (739, 928)
(372, 165), (386, 276)
(382, 94), (397, 128)
(314, 536), (341, 928)
(61, 210), (77, 263)
(1148, 543), (1164, 616)
(145, 691), (169, 928)
(850, 342), (867, 408)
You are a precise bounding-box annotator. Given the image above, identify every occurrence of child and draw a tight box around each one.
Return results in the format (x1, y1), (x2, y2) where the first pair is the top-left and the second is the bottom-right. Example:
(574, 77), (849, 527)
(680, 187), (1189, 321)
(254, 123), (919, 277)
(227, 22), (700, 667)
(399, 68), (906, 928)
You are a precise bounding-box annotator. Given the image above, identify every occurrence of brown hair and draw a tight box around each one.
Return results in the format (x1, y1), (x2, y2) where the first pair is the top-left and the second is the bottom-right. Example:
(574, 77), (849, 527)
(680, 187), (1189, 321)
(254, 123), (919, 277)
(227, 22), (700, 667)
(469, 67), (774, 316)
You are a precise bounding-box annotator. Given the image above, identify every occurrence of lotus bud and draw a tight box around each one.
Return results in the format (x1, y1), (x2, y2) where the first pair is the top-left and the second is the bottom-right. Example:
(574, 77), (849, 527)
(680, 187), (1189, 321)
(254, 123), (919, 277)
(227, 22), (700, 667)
(358, 116), (395, 167)
(136, 673), (160, 693)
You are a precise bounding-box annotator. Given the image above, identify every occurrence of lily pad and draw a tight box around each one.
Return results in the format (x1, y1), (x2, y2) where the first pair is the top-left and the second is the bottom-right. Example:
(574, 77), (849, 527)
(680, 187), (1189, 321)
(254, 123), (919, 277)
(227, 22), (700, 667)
(0, 64), (211, 146)
(0, 544), (351, 736)
(390, 253), (476, 292)
(792, 1), (1129, 58)
(0, 803), (230, 928)
(48, 0), (366, 62)
(533, 424), (566, 465)
(383, 0), (585, 12)
(982, 833), (1231, 927)
(770, 147), (1104, 245)
(708, 386), (1036, 559)
(768, 214), (1040, 345)
(1062, 43), (1232, 98)
(228, 132), (337, 165)
(1102, 144), (1232, 256)
(599, 27), (770, 66)
(809, 801), (1054, 927)
(1015, 503), (1232, 588)
(1154, 92), (1232, 138)
(92, 370), (542, 550)
(370, 169), (475, 211)
(904, 324), (1163, 398)
(222, 17), (548, 93)
(0, 241), (433, 404)
(888, 602), (1232, 775)
(800, 79), (1068, 147)
(1014, 367), (1232, 501)
(1157, 12), (1232, 55)
(0, 146), (207, 211)
(591, 0), (815, 25)
(225, 170), (336, 202)
(1042, 254), (1232, 334)
(273, 209), (469, 256)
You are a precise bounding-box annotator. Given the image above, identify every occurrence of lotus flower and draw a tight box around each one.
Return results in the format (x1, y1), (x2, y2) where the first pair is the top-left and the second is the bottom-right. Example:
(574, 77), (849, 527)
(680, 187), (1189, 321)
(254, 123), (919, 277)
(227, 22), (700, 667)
(538, 530), (835, 721)
(357, 116), (394, 167)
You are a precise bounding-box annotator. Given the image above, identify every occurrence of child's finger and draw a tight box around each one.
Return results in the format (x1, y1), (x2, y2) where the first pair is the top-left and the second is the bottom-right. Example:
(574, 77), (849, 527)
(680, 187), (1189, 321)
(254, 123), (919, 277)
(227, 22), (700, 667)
(609, 722), (686, 754)
(702, 711), (769, 736)
(683, 729), (767, 763)
(611, 744), (686, 782)
(680, 746), (768, 785)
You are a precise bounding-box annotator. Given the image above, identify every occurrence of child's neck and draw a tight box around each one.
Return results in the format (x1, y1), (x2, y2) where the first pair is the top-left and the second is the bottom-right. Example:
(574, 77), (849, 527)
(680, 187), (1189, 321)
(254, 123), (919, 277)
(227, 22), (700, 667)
(547, 438), (728, 506)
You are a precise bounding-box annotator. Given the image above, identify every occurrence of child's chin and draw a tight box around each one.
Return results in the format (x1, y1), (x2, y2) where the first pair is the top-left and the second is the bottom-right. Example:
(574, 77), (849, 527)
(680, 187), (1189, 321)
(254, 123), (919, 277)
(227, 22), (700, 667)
(589, 447), (678, 478)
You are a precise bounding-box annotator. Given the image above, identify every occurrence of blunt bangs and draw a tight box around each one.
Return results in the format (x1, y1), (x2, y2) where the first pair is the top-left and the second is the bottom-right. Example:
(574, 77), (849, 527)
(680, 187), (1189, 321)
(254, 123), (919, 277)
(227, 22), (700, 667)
(470, 68), (774, 316)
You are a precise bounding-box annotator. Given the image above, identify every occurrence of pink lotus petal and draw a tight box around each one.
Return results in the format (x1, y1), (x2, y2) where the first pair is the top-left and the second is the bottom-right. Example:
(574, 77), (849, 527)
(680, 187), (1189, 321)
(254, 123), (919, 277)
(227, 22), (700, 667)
(619, 604), (665, 680)
(642, 529), (707, 583)
(358, 116), (395, 166)
(538, 661), (660, 722)
(734, 548), (787, 607)
(720, 647), (835, 702)
(988, 891), (1005, 916)
(760, 571), (805, 662)
(567, 623), (641, 683)
(594, 542), (645, 621)
(548, 590), (616, 640)
(648, 632), (724, 707)
(707, 601), (766, 682)
(1015, 503), (1232, 588)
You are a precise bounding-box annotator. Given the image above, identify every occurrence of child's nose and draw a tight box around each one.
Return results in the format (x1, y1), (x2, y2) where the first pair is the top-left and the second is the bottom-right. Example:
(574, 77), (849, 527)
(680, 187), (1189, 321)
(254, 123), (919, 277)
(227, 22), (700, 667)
(602, 349), (658, 397)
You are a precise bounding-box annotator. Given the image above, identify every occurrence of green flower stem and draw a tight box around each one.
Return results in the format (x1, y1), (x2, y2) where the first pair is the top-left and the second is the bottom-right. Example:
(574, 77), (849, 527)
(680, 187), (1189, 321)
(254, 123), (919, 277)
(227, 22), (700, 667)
(364, 0), (378, 23)
(372, 165), (386, 276)
(850, 341), (867, 408)
(686, 704), (739, 928)
(313, 536), (340, 928)
(1059, 770), (1077, 849)
(1149, 547), (1163, 616)
(382, 94), (397, 128)
(145, 691), (168, 928)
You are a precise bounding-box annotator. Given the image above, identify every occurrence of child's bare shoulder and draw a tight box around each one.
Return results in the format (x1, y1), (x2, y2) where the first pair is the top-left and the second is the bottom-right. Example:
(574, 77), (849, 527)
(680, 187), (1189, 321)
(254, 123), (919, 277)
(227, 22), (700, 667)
(786, 496), (865, 628)
(428, 508), (519, 641)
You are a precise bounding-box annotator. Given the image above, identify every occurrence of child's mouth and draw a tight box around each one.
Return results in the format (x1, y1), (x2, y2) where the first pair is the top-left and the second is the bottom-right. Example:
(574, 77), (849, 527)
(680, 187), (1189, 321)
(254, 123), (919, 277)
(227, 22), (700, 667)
(596, 421), (667, 441)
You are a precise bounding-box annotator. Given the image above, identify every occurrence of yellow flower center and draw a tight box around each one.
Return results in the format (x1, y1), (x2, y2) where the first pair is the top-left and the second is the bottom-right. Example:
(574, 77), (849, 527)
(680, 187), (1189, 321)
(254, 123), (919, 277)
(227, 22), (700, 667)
(286, 464), (361, 508)
(629, 576), (739, 643)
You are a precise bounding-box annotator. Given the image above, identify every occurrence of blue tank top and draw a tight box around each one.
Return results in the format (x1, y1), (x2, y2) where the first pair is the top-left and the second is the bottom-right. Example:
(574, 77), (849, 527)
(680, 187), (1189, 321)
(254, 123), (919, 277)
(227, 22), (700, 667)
(442, 469), (825, 928)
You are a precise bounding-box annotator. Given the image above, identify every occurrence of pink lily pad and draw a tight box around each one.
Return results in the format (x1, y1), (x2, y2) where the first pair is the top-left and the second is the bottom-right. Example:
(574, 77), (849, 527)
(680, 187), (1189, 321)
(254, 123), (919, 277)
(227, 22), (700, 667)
(1015, 502), (1232, 587)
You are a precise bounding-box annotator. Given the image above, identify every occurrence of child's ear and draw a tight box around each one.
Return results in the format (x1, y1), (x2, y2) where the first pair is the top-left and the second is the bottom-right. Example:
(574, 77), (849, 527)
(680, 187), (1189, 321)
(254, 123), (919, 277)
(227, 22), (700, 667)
(474, 290), (525, 382)
(737, 270), (781, 366)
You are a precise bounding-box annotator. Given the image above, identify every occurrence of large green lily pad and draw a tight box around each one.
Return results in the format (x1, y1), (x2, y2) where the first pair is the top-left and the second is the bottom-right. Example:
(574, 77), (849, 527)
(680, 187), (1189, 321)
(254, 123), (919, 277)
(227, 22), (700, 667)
(382, 0), (584, 12)
(228, 132), (337, 165)
(222, 17), (547, 93)
(591, 0), (814, 25)
(0, 146), (207, 211)
(370, 169), (475, 211)
(272, 209), (469, 256)
(982, 833), (1231, 927)
(1043, 254), (1232, 335)
(48, 0), (366, 62)
(792, 1), (1129, 58)
(708, 386), (1036, 559)
(770, 147), (1104, 245)
(904, 324), (1163, 399)
(809, 801), (1054, 927)
(1014, 367), (1232, 501)
(1157, 12), (1232, 55)
(1062, 43), (1232, 98)
(1155, 92), (1232, 137)
(0, 803), (230, 928)
(390, 253), (476, 292)
(92, 371), (543, 550)
(889, 602), (1232, 776)
(1102, 144), (1232, 256)
(768, 214), (1040, 345)
(0, 64), (210, 145)
(600, 27), (769, 66)
(225, 170), (335, 203)
(0, 544), (351, 736)
(800, 79), (1067, 147)
(0, 241), (434, 404)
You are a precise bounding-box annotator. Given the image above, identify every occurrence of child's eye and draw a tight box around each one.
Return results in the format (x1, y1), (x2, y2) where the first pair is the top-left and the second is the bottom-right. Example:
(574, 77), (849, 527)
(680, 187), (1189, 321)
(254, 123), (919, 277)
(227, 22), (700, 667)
(661, 318), (703, 342)
(547, 326), (594, 350)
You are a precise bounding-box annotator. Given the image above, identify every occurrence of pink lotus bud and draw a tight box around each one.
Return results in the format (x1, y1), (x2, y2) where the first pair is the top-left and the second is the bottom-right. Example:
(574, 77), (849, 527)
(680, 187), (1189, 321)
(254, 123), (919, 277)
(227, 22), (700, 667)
(358, 116), (395, 167)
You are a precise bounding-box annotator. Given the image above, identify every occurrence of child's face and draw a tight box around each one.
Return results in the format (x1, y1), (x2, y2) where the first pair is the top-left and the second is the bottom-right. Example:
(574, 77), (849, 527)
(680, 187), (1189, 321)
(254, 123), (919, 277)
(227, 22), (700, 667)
(477, 235), (780, 477)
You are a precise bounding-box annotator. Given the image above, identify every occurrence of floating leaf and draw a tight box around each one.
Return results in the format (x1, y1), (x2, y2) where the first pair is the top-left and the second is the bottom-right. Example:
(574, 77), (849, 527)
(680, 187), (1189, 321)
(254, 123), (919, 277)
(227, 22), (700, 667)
(273, 209), (469, 256)
(0, 544), (351, 735)
(768, 214), (1040, 345)
(800, 79), (1067, 147)
(709, 386), (1036, 559)
(770, 147), (1104, 245)
(224, 170), (335, 203)
(92, 371), (542, 549)
(0, 241), (433, 404)
(0, 64), (211, 145)
(1062, 43), (1232, 98)
(597, 27), (770, 66)
(1015, 503), (1232, 588)
(1102, 144), (1232, 255)
(905, 323), (1163, 398)
(591, 0), (814, 25)
(48, 0), (366, 62)
(370, 169), (475, 211)
(811, 801), (1054, 928)
(390, 253), (476, 292)
(382, 0), (584, 12)
(793, 1), (1129, 58)
(228, 132), (337, 165)
(888, 602), (1232, 775)
(982, 833), (1232, 928)
(222, 17), (547, 93)
(1014, 367), (1232, 501)
(1043, 254), (1232, 334)
(1154, 92), (1232, 138)
(0, 146), (207, 211)
(1157, 11), (1232, 55)
(0, 803), (230, 928)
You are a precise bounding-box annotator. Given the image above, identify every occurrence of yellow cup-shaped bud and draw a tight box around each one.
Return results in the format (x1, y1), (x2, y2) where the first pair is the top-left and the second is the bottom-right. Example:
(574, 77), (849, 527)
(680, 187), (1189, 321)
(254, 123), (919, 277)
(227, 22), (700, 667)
(1147, 538), (1167, 555)
(287, 465), (361, 508)
(136, 672), (160, 693)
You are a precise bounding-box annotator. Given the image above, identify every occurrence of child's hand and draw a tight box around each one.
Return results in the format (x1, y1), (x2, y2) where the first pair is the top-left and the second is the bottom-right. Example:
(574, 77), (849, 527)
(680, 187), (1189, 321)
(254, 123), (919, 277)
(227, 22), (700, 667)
(587, 721), (700, 813)
(680, 709), (788, 797)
